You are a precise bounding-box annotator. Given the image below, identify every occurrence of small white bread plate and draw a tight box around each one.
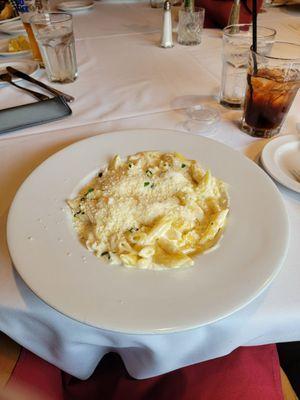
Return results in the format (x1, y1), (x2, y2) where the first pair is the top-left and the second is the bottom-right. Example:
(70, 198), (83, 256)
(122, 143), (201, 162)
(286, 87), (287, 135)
(261, 134), (300, 193)
(0, 16), (21, 25)
(57, 0), (94, 11)
(7, 130), (289, 334)
(0, 38), (31, 57)
(0, 20), (26, 35)
(0, 60), (38, 85)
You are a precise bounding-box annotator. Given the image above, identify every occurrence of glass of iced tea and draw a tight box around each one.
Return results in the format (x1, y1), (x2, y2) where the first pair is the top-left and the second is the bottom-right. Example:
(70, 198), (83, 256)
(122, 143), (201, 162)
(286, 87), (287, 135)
(21, 12), (43, 65)
(16, 0), (49, 67)
(241, 42), (300, 138)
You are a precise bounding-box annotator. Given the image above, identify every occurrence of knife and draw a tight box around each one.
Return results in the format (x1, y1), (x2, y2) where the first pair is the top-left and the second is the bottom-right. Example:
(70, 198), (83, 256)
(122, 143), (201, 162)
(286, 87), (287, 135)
(6, 67), (75, 103)
(0, 73), (49, 101)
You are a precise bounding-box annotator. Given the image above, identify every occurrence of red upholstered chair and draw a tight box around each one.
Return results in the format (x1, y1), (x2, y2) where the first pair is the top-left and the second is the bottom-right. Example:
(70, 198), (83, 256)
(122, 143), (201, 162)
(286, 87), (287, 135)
(0, 333), (297, 400)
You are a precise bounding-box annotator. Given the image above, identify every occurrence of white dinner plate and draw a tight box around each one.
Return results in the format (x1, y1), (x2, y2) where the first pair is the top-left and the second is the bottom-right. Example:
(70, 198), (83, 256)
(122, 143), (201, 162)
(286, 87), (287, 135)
(0, 38), (31, 57)
(0, 16), (21, 25)
(57, 0), (94, 11)
(7, 130), (289, 334)
(0, 20), (26, 35)
(261, 134), (300, 193)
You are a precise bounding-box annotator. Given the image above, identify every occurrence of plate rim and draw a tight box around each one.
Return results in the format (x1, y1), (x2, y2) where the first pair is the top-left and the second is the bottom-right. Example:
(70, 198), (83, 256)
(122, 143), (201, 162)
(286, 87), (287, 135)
(261, 134), (300, 193)
(0, 37), (31, 57)
(57, 0), (94, 11)
(0, 20), (26, 34)
(0, 16), (21, 26)
(0, 49), (30, 56)
(6, 129), (290, 334)
(0, 59), (39, 84)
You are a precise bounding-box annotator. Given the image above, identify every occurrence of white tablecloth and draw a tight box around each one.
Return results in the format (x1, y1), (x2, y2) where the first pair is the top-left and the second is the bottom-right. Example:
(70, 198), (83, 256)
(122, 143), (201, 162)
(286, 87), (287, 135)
(0, 2), (300, 380)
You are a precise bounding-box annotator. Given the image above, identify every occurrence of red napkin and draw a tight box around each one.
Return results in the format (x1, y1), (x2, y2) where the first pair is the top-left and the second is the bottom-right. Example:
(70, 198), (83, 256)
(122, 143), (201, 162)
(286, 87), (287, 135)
(6, 345), (283, 400)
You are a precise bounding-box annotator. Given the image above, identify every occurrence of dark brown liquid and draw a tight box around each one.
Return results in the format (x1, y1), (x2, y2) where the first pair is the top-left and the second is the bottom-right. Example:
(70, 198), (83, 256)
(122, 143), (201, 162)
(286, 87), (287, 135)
(244, 71), (299, 130)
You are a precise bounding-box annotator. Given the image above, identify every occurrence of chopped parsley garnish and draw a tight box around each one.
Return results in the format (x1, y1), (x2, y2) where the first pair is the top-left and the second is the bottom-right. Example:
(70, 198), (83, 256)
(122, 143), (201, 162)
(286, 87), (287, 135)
(83, 188), (94, 197)
(146, 169), (153, 177)
(98, 172), (103, 178)
(151, 183), (155, 188)
(73, 211), (81, 217)
(181, 163), (186, 168)
(144, 182), (150, 187)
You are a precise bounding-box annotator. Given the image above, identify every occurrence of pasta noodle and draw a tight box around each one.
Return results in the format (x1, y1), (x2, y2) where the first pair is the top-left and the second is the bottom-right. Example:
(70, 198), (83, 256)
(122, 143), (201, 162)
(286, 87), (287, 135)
(67, 151), (229, 269)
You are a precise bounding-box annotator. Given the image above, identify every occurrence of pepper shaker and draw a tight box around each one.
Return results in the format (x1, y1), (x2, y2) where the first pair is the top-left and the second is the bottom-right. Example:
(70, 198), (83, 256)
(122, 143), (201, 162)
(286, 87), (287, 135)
(160, 0), (174, 48)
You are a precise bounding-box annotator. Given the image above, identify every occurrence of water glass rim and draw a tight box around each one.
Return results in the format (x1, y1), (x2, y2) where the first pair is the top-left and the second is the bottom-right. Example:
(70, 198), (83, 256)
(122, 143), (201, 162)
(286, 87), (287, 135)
(251, 41), (300, 61)
(223, 24), (276, 38)
(30, 12), (72, 26)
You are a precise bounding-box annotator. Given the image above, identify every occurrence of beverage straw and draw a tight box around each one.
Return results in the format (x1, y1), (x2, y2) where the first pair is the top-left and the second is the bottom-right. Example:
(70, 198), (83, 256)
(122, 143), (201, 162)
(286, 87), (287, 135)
(247, 0), (257, 111)
(252, 0), (258, 73)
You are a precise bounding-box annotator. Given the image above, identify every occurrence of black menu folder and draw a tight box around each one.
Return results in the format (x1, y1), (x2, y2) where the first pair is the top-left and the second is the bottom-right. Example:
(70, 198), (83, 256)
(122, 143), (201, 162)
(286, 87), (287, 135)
(0, 96), (72, 135)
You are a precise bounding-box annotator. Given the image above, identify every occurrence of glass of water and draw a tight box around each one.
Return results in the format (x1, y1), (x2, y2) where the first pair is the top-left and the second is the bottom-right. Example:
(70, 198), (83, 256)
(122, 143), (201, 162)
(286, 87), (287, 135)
(30, 12), (78, 84)
(220, 24), (276, 108)
(177, 8), (205, 46)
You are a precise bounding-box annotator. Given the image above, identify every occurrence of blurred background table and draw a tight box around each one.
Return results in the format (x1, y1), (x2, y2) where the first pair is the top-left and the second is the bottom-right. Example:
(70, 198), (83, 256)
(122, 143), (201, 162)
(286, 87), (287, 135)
(0, 1), (299, 379)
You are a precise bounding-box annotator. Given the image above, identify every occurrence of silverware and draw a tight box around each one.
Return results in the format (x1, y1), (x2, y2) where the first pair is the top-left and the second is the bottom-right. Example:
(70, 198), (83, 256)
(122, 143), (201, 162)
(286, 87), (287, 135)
(0, 73), (49, 101)
(7, 67), (75, 103)
(290, 169), (300, 183)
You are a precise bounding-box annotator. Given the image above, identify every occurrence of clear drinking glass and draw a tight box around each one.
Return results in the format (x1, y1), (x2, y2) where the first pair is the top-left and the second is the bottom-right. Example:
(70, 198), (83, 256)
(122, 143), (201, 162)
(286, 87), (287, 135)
(177, 8), (205, 46)
(220, 24), (276, 108)
(30, 12), (78, 84)
(241, 41), (300, 138)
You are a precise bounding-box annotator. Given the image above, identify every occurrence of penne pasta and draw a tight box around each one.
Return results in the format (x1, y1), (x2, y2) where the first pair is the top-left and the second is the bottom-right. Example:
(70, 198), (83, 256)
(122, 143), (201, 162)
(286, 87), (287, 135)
(67, 151), (229, 269)
(199, 209), (229, 244)
(138, 246), (155, 258)
(143, 216), (173, 245)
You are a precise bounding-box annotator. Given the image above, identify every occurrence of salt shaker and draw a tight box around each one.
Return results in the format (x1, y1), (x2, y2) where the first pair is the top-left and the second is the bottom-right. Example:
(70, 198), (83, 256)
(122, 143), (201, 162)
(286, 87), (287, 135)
(160, 0), (174, 48)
